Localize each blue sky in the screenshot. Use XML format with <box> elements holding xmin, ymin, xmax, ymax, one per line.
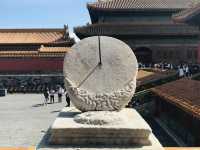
<box><xmin>0</xmin><ymin>0</ymin><xmax>95</xmax><ymax>31</ymax></box>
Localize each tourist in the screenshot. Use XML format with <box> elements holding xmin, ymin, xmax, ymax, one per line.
<box><xmin>65</xmin><ymin>90</ymin><xmax>70</xmax><ymax>107</ymax></box>
<box><xmin>43</xmin><ymin>87</ymin><xmax>49</xmax><ymax>106</ymax></box>
<box><xmin>138</xmin><ymin>62</ymin><xmax>142</xmax><ymax>69</ymax></box>
<box><xmin>185</xmin><ymin>65</ymin><xmax>189</xmax><ymax>77</ymax></box>
<box><xmin>188</xmin><ymin>65</ymin><xmax>193</xmax><ymax>78</ymax></box>
<box><xmin>161</xmin><ymin>63</ymin><xmax>165</xmax><ymax>71</ymax></box>
<box><xmin>183</xmin><ymin>64</ymin><xmax>186</xmax><ymax>76</ymax></box>
<box><xmin>57</xmin><ymin>86</ymin><xmax>64</xmax><ymax>103</ymax></box>
<box><xmin>178</xmin><ymin>65</ymin><xmax>184</xmax><ymax>78</ymax></box>
<box><xmin>170</xmin><ymin>64</ymin><xmax>173</xmax><ymax>70</ymax></box>
<box><xmin>167</xmin><ymin>63</ymin><xmax>171</xmax><ymax>69</ymax></box>
<box><xmin>50</xmin><ymin>88</ymin><xmax>55</xmax><ymax>104</ymax></box>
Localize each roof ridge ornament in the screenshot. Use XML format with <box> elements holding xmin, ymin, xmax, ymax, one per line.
<box><xmin>39</xmin><ymin>45</ymin><xmax>44</xmax><ymax>52</ymax></box>
<box><xmin>64</xmin><ymin>24</ymin><xmax>69</xmax><ymax>40</ymax></box>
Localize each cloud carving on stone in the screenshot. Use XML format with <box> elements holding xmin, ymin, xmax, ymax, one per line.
<box><xmin>64</xmin><ymin>77</ymin><xmax>136</xmax><ymax>112</ymax></box>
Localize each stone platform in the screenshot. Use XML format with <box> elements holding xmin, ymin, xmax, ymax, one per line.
<box><xmin>44</xmin><ymin>107</ymin><xmax>163</xmax><ymax>150</ymax></box>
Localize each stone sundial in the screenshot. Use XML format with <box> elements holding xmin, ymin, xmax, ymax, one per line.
<box><xmin>48</xmin><ymin>36</ymin><xmax>163</xmax><ymax>149</ymax></box>
<box><xmin>63</xmin><ymin>36</ymin><xmax>138</xmax><ymax>112</ymax></box>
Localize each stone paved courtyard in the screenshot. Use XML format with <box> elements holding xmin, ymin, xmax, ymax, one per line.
<box><xmin>0</xmin><ymin>94</ymin><xmax>66</xmax><ymax>147</ymax></box>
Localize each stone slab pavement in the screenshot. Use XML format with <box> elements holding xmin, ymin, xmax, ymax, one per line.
<box><xmin>0</xmin><ymin>94</ymin><xmax>67</xmax><ymax>147</ymax></box>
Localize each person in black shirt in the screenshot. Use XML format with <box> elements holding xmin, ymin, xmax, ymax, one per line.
<box><xmin>43</xmin><ymin>88</ymin><xmax>49</xmax><ymax>106</ymax></box>
<box><xmin>65</xmin><ymin>90</ymin><xmax>70</xmax><ymax>107</ymax></box>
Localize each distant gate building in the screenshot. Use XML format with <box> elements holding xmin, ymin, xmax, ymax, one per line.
<box><xmin>74</xmin><ymin>0</ymin><xmax>200</xmax><ymax>64</ymax></box>
<box><xmin>0</xmin><ymin>25</ymin><xmax>74</xmax><ymax>73</ymax></box>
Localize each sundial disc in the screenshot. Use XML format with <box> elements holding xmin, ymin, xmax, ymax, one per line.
<box><xmin>63</xmin><ymin>36</ymin><xmax>138</xmax><ymax>112</ymax></box>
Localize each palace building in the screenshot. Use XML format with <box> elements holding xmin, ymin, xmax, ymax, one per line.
<box><xmin>74</xmin><ymin>0</ymin><xmax>200</xmax><ymax>64</ymax></box>
<box><xmin>0</xmin><ymin>25</ymin><xmax>74</xmax><ymax>73</ymax></box>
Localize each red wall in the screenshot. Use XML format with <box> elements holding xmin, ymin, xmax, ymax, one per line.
<box><xmin>0</xmin><ymin>58</ymin><xmax>64</xmax><ymax>72</ymax></box>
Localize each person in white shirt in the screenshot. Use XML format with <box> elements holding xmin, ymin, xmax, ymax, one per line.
<box><xmin>50</xmin><ymin>88</ymin><xmax>55</xmax><ymax>104</ymax></box>
<box><xmin>185</xmin><ymin>65</ymin><xmax>189</xmax><ymax>77</ymax></box>
<box><xmin>178</xmin><ymin>66</ymin><xmax>184</xmax><ymax>78</ymax></box>
<box><xmin>57</xmin><ymin>86</ymin><xmax>64</xmax><ymax>103</ymax></box>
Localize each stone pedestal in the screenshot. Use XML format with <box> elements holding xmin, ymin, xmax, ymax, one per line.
<box><xmin>46</xmin><ymin>107</ymin><xmax>164</xmax><ymax>150</ymax></box>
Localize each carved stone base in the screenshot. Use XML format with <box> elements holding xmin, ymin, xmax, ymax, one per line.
<box><xmin>48</xmin><ymin>107</ymin><xmax>163</xmax><ymax>150</ymax></box>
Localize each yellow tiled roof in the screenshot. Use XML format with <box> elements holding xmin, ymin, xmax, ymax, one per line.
<box><xmin>0</xmin><ymin>29</ymin><xmax>66</xmax><ymax>44</ymax></box>
<box><xmin>151</xmin><ymin>79</ymin><xmax>200</xmax><ymax>119</ymax></box>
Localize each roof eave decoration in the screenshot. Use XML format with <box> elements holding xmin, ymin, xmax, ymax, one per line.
<box><xmin>87</xmin><ymin>0</ymin><xmax>194</xmax><ymax>11</ymax></box>
<box><xmin>172</xmin><ymin>3</ymin><xmax>200</xmax><ymax>25</ymax></box>
<box><xmin>39</xmin><ymin>45</ymin><xmax>71</xmax><ymax>53</ymax></box>
<box><xmin>88</xmin><ymin>4</ymin><xmax>184</xmax><ymax>12</ymax></box>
